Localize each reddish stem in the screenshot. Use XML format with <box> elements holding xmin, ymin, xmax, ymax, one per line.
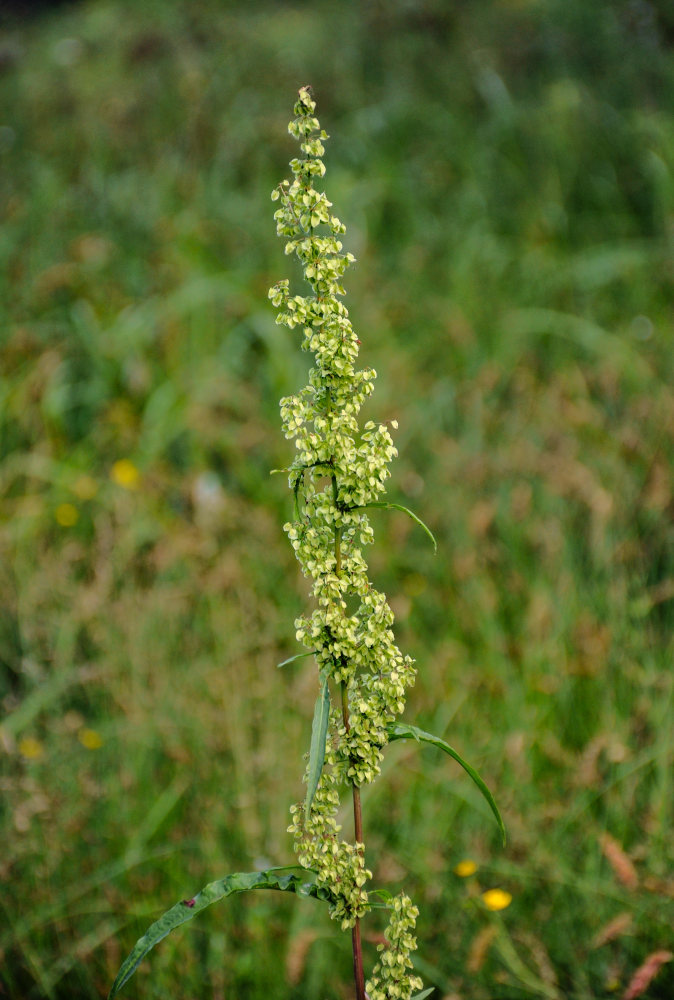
<box><xmin>352</xmin><ymin>920</ymin><xmax>366</xmax><ymax>1000</ymax></box>
<box><xmin>335</xmin><ymin>482</ymin><xmax>366</xmax><ymax>1000</ymax></box>
<box><xmin>341</xmin><ymin>682</ymin><xmax>366</xmax><ymax>1000</ymax></box>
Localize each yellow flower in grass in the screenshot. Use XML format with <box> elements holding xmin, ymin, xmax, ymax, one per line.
<box><xmin>19</xmin><ymin>737</ymin><xmax>44</xmax><ymax>760</ymax></box>
<box><xmin>78</xmin><ymin>728</ymin><xmax>103</xmax><ymax>750</ymax></box>
<box><xmin>55</xmin><ymin>502</ymin><xmax>79</xmax><ymax>526</ymax></box>
<box><xmin>454</xmin><ymin>859</ymin><xmax>478</xmax><ymax>877</ymax></box>
<box><xmin>482</xmin><ymin>888</ymin><xmax>512</xmax><ymax>911</ymax></box>
<box><xmin>111</xmin><ymin>459</ymin><xmax>139</xmax><ymax>490</ymax></box>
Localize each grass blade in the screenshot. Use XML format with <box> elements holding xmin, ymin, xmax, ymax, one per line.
<box><xmin>108</xmin><ymin>868</ymin><xmax>331</xmax><ymax>998</ymax></box>
<box><xmin>305</xmin><ymin>674</ymin><xmax>331</xmax><ymax>816</ymax></box>
<box><xmin>1</xmin><ymin>665</ymin><xmax>86</xmax><ymax>739</ymax></box>
<box><xmin>387</xmin><ymin>722</ymin><xmax>506</xmax><ymax>845</ymax></box>
<box><xmin>352</xmin><ymin>502</ymin><xmax>437</xmax><ymax>552</ymax></box>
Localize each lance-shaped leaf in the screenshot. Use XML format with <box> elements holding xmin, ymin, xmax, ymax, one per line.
<box><xmin>277</xmin><ymin>650</ymin><xmax>315</xmax><ymax>669</ymax></box>
<box><xmin>109</xmin><ymin>868</ymin><xmax>332</xmax><ymax>998</ymax></box>
<box><xmin>387</xmin><ymin>722</ymin><xmax>506</xmax><ymax>845</ymax></box>
<box><xmin>305</xmin><ymin>673</ymin><xmax>331</xmax><ymax>816</ymax></box>
<box><xmin>412</xmin><ymin>989</ymin><xmax>436</xmax><ymax>1000</ymax></box>
<box><xmin>351</xmin><ymin>501</ymin><xmax>437</xmax><ymax>553</ymax></box>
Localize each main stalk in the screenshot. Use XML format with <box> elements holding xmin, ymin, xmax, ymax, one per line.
<box><xmin>336</xmin><ymin>502</ymin><xmax>366</xmax><ymax>1000</ymax></box>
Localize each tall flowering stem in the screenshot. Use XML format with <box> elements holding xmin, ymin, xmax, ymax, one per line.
<box><xmin>270</xmin><ymin>86</ymin><xmax>423</xmax><ymax>1000</ymax></box>
<box><xmin>108</xmin><ymin>84</ymin><xmax>503</xmax><ymax>1000</ymax></box>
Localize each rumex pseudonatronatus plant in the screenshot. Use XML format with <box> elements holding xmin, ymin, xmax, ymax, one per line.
<box><xmin>108</xmin><ymin>86</ymin><xmax>505</xmax><ymax>1000</ymax></box>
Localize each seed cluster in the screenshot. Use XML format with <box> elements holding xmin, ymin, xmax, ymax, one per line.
<box><xmin>366</xmin><ymin>895</ymin><xmax>424</xmax><ymax>1000</ymax></box>
<box><xmin>271</xmin><ymin>87</ymin><xmax>422</xmax><ymax>997</ymax></box>
<box><xmin>288</xmin><ymin>739</ymin><xmax>371</xmax><ymax>930</ymax></box>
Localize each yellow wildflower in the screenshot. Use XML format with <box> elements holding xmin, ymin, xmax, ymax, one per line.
<box><xmin>111</xmin><ymin>459</ymin><xmax>139</xmax><ymax>489</ymax></box>
<box><xmin>55</xmin><ymin>502</ymin><xmax>79</xmax><ymax>526</ymax></box>
<box><xmin>482</xmin><ymin>888</ymin><xmax>512</xmax><ymax>911</ymax></box>
<box><xmin>454</xmin><ymin>859</ymin><xmax>478</xmax><ymax>877</ymax></box>
<box><xmin>78</xmin><ymin>728</ymin><xmax>103</xmax><ymax>750</ymax></box>
<box><xmin>19</xmin><ymin>737</ymin><xmax>44</xmax><ymax>760</ymax></box>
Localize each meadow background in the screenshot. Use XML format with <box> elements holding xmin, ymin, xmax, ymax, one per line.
<box><xmin>1</xmin><ymin>1</ymin><xmax>673</xmax><ymax>998</ymax></box>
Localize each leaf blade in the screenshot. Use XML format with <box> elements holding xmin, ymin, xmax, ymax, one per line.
<box><xmin>351</xmin><ymin>501</ymin><xmax>437</xmax><ymax>552</ymax></box>
<box><xmin>387</xmin><ymin>722</ymin><xmax>506</xmax><ymax>845</ymax></box>
<box><xmin>305</xmin><ymin>675</ymin><xmax>331</xmax><ymax>816</ymax></box>
<box><xmin>277</xmin><ymin>651</ymin><xmax>315</xmax><ymax>668</ymax></box>
<box><xmin>108</xmin><ymin>869</ymin><xmax>330</xmax><ymax>998</ymax></box>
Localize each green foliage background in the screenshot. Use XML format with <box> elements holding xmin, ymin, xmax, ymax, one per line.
<box><xmin>1</xmin><ymin>1</ymin><xmax>673</xmax><ymax>998</ymax></box>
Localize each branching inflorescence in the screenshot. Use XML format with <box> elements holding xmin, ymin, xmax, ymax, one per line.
<box><xmin>270</xmin><ymin>86</ymin><xmax>423</xmax><ymax>1000</ymax></box>
<box><xmin>108</xmin><ymin>86</ymin><xmax>503</xmax><ymax>1000</ymax></box>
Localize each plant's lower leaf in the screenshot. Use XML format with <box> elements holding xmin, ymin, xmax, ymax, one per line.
<box><xmin>352</xmin><ymin>501</ymin><xmax>437</xmax><ymax>552</ymax></box>
<box><xmin>387</xmin><ymin>722</ymin><xmax>506</xmax><ymax>845</ymax></box>
<box><xmin>109</xmin><ymin>868</ymin><xmax>331</xmax><ymax>998</ymax></box>
<box><xmin>305</xmin><ymin>674</ymin><xmax>331</xmax><ymax>816</ymax></box>
<box><xmin>411</xmin><ymin>989</ymin><xmax>435</xmax><ymax>1000</ymax></box>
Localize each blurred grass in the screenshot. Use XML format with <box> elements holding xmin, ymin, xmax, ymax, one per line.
<box><xmin>1</xmin><ymin>1</ymin><xmax>673</xmax><ymax>998</ymax></box>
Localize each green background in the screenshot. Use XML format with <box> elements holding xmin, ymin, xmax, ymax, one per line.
<box><xmin>1</xmin><ymin>1</ymin><xmax>673</xmax><ymax>997</ymax></box>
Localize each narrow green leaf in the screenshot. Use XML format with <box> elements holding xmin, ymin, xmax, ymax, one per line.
<box><xmin>293</xmin><ymin>471</ymin><xmax>303</xmax><ymax>520</ymax></box>
<box><xmin>352</xmin><ymin>501</ymin><xmax>437</xmax><ymax>553</ymax></box>
<box><xmin>387</xmin><ymin>722</ymin><xmax>506</xmax><ymax>845</ymax></box>
<box><xmin>277</xmin><ymin>651</ymin><xmax>315</xmax><ymax>669</ymax></box>
<box><xmin>305</xmin><ymin>675</ymin><xmax>331</xmax><ymax>816</ymax></box>
<box><xmin>370</xmin><ymin>887</ymin><xmax>393</xmax><ymax>903</ymax></box>
<box><xmin>109</xmin><ymin>869</ymin><xmax>331</xmax><ymax>998</ymax></box>
<box><xmin>411</xmin><ymin>989</ymin><xmax>436</xmax><ymax>1000</ymax></box>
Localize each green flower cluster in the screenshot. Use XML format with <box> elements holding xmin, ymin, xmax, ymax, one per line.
<box><xmin>271</xmin><ymin>86</ymin><xmax>421</xmax><ymax>996</ymax></box>
<box><xmin>366</xmin><ymin>894</ymin><xmax>423</xmax><ymax>1000</ymax></box>
<box><xmin>271</xmin><ymin>89</ymin><xmax>417</xmax><ymax>780</ymax></box>
<box><xmin>288</xmin><ymin>734</ymin><xmax>371</xmax><ymax>931</ymax></box>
